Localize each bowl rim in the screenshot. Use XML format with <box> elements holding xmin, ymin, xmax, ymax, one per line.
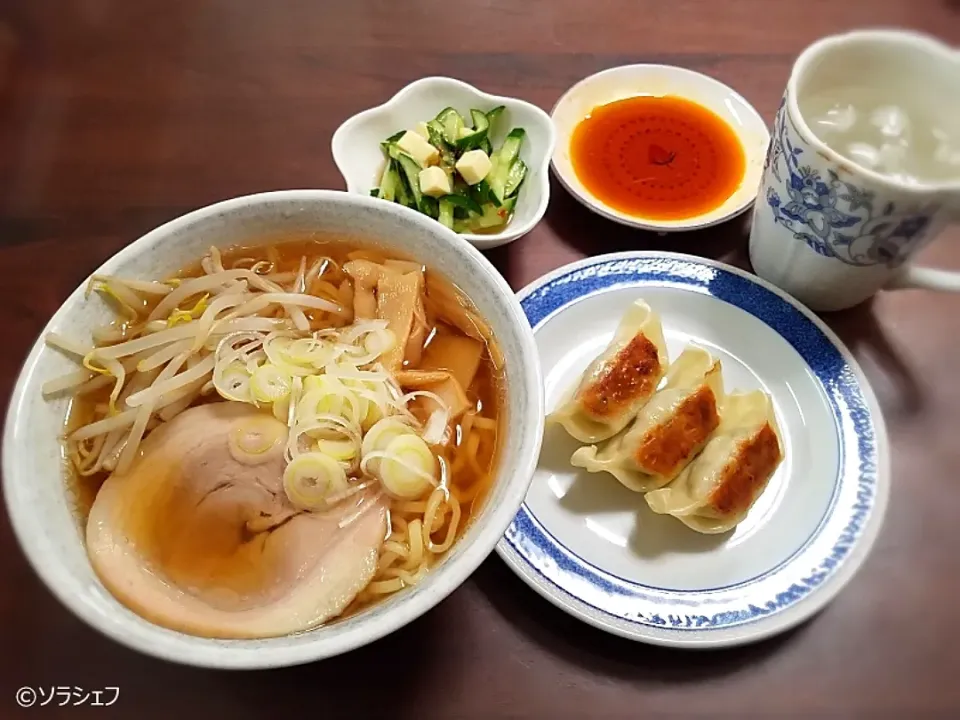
<box><xmin>2</xmin><ymin>189</ymin><xmax>544</xmax><ymax>669</ymax></box>
<box><xmin>549</xmin><ymin>63</ymin><xmax>771</xmax><ymax>233</ymax></box>
<box><xmin>331</xmin><ymin>76</ymin><xmax>557</xmax><ymax>250</ymax></box>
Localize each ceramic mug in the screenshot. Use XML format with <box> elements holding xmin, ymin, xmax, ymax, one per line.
<box><xmin>749</xmin><ymin>29</ymin><xmax>960</xmax><ymax>312</ymax></box>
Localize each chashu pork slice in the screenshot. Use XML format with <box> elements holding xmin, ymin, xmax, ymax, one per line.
<box><xmin>86</xmin><ymin>402</ymin><xmax>387</xmax><ymax>639</ymax></box>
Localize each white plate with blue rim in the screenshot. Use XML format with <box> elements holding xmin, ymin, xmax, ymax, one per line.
<box><xmin>495</xmin><ymin>251</ymin><xmax>889</xmax><ymax>648</ymax></box>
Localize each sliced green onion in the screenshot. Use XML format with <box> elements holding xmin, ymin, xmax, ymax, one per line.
<box><xmin>250</xmin><ymin>363</ymin><xmax>292</xmax><ymax>404</ymax></box>
<box><xmin>364</xmin><ymin>328</ymin><xmax>395</xmax><ymax>357</ymax></box>
<box><xmin>228</xmin><ymin>415</ymin><xmax>286</xmax><ymax>464</ymax></box>
<box><xmin>298</xmin><ymin>384</ymin><xmax>363</xmax><ymax>427</ymax></box>
<box><xmin>214</xmin><ymin>360</ymin><xmax>253</xmax><ymax>403</ymax></box>
<box><xmin>377</xmin><ymin>434</ymin><xmax>437</xmax><ymax>499</ymax></box>
<box><xmin>302</xmin><ymin>374</ymin><xmax>337</xmax><ymax>394</ymax></box>
<box><xmin>362</xmin><ymin>417</ymin><xmax>413</xmax><ymax>456</ymax></box>
<box><xmin>361</xmin><ymin>417</ymin><xmax>414</xmax><ymax>476</ymax></box>
<box><xmin>283</xmin><ymin>452</ymin><xmax>349</xmax><ymax>510</ymax></box>
<box><xmin>317</xmin><ymin>437</ymin><xmax>359</xmax><ymax>464</ymax></box>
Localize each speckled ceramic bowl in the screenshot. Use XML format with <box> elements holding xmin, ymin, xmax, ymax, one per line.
<box><xmin>2</xmin><ymin>190</ymin><xmax>543</xmax><ymax>669</ymax></box>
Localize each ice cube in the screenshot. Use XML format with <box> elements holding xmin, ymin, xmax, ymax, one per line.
<box><xmin>870</xmin><ymin>105</ymin><xmax>910</xmax><ymax>139</ymax></box>
<box><xmin>890</xmin><ymin>172</ymin><xmax>921</xmax><ymax>186</ymax></box>
<box><xmin>877</xmin><ymin>142</ymin><xmax>908</xmax><ymax>174</ymax></box>
<box><xmin>933</xmin><ymin>128</ymin><xmax>960</xmax><ymax>169</ymax></box>
<box><xmin>846</xmin><ymin>142</ymin><xmax>880</xmax><ymax>169</ymax></box>
<box><xmin>812</xmin><ymin>103</ymin><xmax>856</xmax><ymax>137</ymax></box>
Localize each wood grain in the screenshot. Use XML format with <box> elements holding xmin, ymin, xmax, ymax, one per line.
<box><xmin>2</xmin><ymin>1</ymin><xmax>960</xmax><ymax>717</ymax></box>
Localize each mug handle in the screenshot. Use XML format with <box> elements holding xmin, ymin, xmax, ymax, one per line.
<box><xmin>886</xmin><ymin>265</ymin><xmax>960</xmax><ymax>292</ymax></box>
<box><xmin>887</xmin><ymin>202</ymin><xmax>960</xmax><ymax>292</ymax></box>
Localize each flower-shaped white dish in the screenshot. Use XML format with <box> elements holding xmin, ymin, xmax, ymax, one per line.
<box><xmin>332</xmin><ymin>77</ymin><xmax>556</xmax><ymax>251</ymax></box>
<box><xmin>551</xmin><ymin>65</ymin><xmax>770</xmax><ymax>233</ymax></box>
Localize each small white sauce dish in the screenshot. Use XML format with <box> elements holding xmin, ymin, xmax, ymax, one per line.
<box><xmin>332</xmin><ymin>77</ymin><xmax>556</xmax><ymax>250</ymax></box>
<box><xmin>2</xmin><ymin>190</ymin><xmax>544</xmax><ymax>669</ymax></box>
<box><xmin>551</xmin><ymin>64</ymin><xmax>770</xmax><ymax>232</ymax></box>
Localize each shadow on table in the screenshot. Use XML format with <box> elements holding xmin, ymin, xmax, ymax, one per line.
<box><xmin>818</xmin><ymin>297</ymin><xmax>923</xmax><ymax>416</ymax></box>
<box><xmin>483</xmin><ymin>243</ymin><xmax>514</xmax><ymax>285</ymax></box>
<box><xmin>208</xmin><ymin>614</ymin><xmax>444</xmax><ymax>714</ymax></box>
<box><xmin>4</xmin><ymin>538</ymin><xmax>443</xmax><ymax>716</ymax></box>
<box><xmin>544</xmin><ymin>175</ymin><xmax>751</xmax><ymax>266</ymax></box>
<box><xmin>472</xmin><ymin>553</ymin><xmax>809</xmax><ymax>682</ymax></box>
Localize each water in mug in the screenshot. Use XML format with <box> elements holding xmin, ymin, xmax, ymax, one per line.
<box><xmin>801</xmin><ymin>85</ymin><xmax>960</xmax><ymax>185</ymax></box>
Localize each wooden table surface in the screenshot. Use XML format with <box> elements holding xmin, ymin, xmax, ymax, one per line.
<box><xmin>2</xmin><ymin>1</ymin><xmax>960</xmax><ymax>717</ymax></box>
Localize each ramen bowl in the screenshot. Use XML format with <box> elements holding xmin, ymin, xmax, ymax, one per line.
<box><xmin>2</xmin><ymin>190</ymin><xmax>544</xmax><ymax>669</ymax></box>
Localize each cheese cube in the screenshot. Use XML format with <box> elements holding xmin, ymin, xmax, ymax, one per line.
<box><xmin>414</xmin><ymin>121</ymin><xmax>431</xmax><ymax>139</ymax></box>
<box><xmin>419</xmin><ymin>166</ymin><xmax>451</xmax><ymax>198</ymax></box>
<box><xmin>397</xmin><ymin>131</ymin><xmax>439</xmax><ymax>167</ymax></box>
<box><xmin>455</xmin><ymin>149</ymin><xmax>493</xmax><ymax>185</ymax></box>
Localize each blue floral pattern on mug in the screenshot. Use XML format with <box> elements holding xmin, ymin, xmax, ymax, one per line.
<box><xmin>764</xmin><ymin>96</ymin><xmax>939</xmax><ymax>268</ymax></box>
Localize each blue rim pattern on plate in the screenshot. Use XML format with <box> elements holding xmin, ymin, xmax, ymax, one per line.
<box><xmin>502</xmin><ymin>256</ymin><xmax>879</xmax><ymax>631</ymax></box>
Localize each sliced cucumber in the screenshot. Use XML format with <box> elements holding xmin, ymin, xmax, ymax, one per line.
<box><xmin>473</xmin><ymin>197</ymin><xmax>516</xmax><ymax>228</ymax></box>
<box><xmin>452</xmin><ymin>178</ymin><xmax>473</xmax><ymax>216</ymax></box>
<box><xmin>424</xmin><ymin>120</ymin><xmax>455</xmax><ymax>167</ymax></box>
<box><xmin>503</xmin><ymin>158</ymin><xmax>527</xmax><ymax>198</ymax></box>
<box><xmin>484</xmin><ymin>153</ymin><xmax>502</xmax><ymax>207</ymax></box>
<box><xmin>420</xmin><ymin>196</ymin><xmax>439</xmax><ymax>220</ymax></box>
<box><xmin>385</xmin><ymin>144</ymin><xmax>415</xmax><ymax>207</ymax></box>
<box><xmin>452</xmin><ymin>174</ymin><xmax>470</xmax><ymax>194</ymax></box>
<box><xmin>468</xmin><ymin>181</ymin><xmax>488</xmax><ymax>209</ymax></box>
<box><xmin>488</xmin><ymin>128</ymin><xmax>525</xmax><ymax>203</ymax></box>
<box><xmin>426</xmin><ymin>120</ymin><xmax>447</xmax><ymax>149</ymax></box>
<box><xmin>472</xmin><ymin>204</ymin><xmax>504</xmax><ymax>229</ymax></box>
<box><xmin>498</xmin><ymin>129</ymin><xmax>525</xmax><ymax>166</ymax></box>
<box><xmin>378</xmin><ymin>108</ymin><xmax>522</xmax><ymax>234</ymax></box>
<box><xmin>394</xmin><ymin>167</ymin><xmax>413</xmax><ymax>208</ymax></box>
<box><xmin>436</xmin><ymin>107</ymin><xmax>465</xmax><ymax>146</ymax></box>
<box><xmin>455</xmin><ymin>196</ymin><xmax>517</xmax><ymax>233</ymax></box>
<box><xmin>470</xmin><ymin>109</ymin><xmax>488</xmax><ymax>129</ymax></box>
<box><xmin>378</xmin><ymin>160</ymin><xmax>400</xmax><ymax>202</ymax></box>
<box><xmin>455</xmin><ymin>110</ymin><xmax>490</xmax><ymax>151</ymax></box>
<box><xmin>438</xmin><ymin>198</ymin><xmax>454</xmax><ymax>229</ymax></box>
<box><xmin>469</xmin><ymin>179</ymin><xmax>497</xmax><ymax>208</ymax></box>
<box><xmin>394</xmin><ymin>152</ymin><xmax>423</xmax><ymax>209</ymax></box>
<box><xmin>442</xmin><ymin>193</ymin><xmax>483</xmax><ymax>216</ymax></box>
<box><xmin>380</xmin><ymin>130</ymin><xmax>405</xmax><ymax>153</ymax></box>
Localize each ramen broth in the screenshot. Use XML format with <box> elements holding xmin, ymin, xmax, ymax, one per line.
<box><xmin>62</xmin><ymin>236</ymin><xmax>503</xmax><ymax>627</ymax></box>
